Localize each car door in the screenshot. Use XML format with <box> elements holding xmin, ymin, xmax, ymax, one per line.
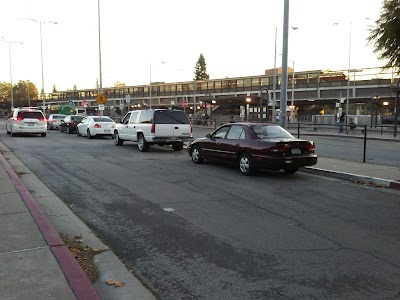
<box><xmin>117</xmin><ymin>112</ymin><xmax>132</xmax><ymax>140</ymax></box>
<box><xmin>126</xmin><ymin>111</ymin><xmax>140</xmax><ymax>141</ymax></box>
<box><xmin>201</xmin><ymin>125</ymin><xmax>230</xmax><ymax>160</ymax></box>
<box><xmin>78</xmin><ymin>117</ymin><xmax>89</xmax><ymax>135</ymax></box>
<box><xmin>219</xmin><ymin>125</ymin><xmax>246</xmax><ymax>162</ymax></box>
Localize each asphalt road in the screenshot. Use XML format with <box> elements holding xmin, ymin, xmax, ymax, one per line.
<box><xmin>1</xmin><ymin>126</ymin><xmax>400</xmax><ymax>299</ymax></box>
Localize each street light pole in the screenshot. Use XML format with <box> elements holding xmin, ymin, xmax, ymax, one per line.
<box><xmin>1</xmin><ymin>40</ymin><xmax>23</xmax><ymax>110</ymax></box>
<box><xmin>279</xmin><ymin>0</ymin><xmax>290</xmax><ymax>128</ymax></box>
<box><xmin>290</xmin><ymin>59</ymin><xmax>295</xmax><ymax>121</ymax></box>
<box><xmin>149</xmin><ymin>63</ymin><xmax>152</xmax><ymax>108</ymax></box>
<box><xmin>98</xmin><ymin>0</ymin><xmax>103</xmax><ymax>116</ymax></box>
<box><xmin>346</xmin><ymin>23</ymin><xmax>352</xmax><ymax>129</ymax></box>
<box><xmin>26</xmin><ymin>18</ymin><xmax>57</xmax><ymax>115</ymax></box>
<box><xmin>272</xmin><ymin>26</ymin><xmax>277</xmax><ymax>123</ymax></box>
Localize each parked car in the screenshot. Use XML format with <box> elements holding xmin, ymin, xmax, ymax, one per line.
<box><xmin>47</xmin><ymin>114</ymin><xmax>66</xmax><ymax>130</ymax></box>
<box><xmin>112</xmin><ymin>109</ymin><xmax>192</xmax><ymax>152</ymax></box>
<box><xmin>60</xmin><ymin>115</ymin><xmax>84</xmax><ymax>134</ymax></box>
<box><xmin>6</xmin><ymin>107</ymin><xmax>47</xmax><ymax>137</ymax></box>
<box><xmin>187</xmin><ymin>123</ymin><xmax>317</xmax><ymax>175</ymax></box>
<box><xmin>76</xmin><ymin>116</ymin><xmax>116</xmax><ymax>138</ymax></box>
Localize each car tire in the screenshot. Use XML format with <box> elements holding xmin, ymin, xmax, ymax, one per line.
<box><xmin>238</xmin><ymin>153</ymin><xmax>253</xmax><ymax>176</ymax></box>
<box><xmin>137</xmin><ymin>134</ymin><xmax>149</xmax><ymax>152</ymax></box>
<box><xmin>76</xmin><ymin>129</ymin><xmax>81</xmax><ymax>136</ymax></box>
<box><xmin>66</xmin><ymin>126</ymin><xmax>71</xmax><ymax>134</ymax></box>
<box><xmin>113</xmin><ymin>131</ymin><xmax>123</xmax><ymax>146</ymax></box>
<box><xmin>41</xmin><ymin>132</ymin><xmax>46</xmax><ymax>137</ymax></box>
<box><xmin>6</xmin><ymin>126</ymin><xmax>10</xmax><ymax>134</ymax></box>
<box><xmin>11</xmin><ymin>131</ymin><xmax>17</xmax><ymax>137</ymax></box>
<box><xmin>172</xmin><ymin>142</ymin><xmax>184</xmax><ymax>151</ymax></box>
<box><xmin>283</xmin><ymin>167</ymin><xmax>299</xmax><ymax>174</ymax></box>
<box><xmin>191</xmin><ymin>146</ymin><xmax>204</xmax><ymax>164</ymax></box>
<box><xmin>60</xmin><ymin>126</ymin><xmax>63</xmax><ymax>132</ymax></box>
<box><xmin>87</xmin><ymin>129</ymin><xmax>92</xmax><ymax>139</ymax></box>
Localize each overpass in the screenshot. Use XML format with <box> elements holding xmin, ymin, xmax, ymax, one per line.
<box><xmin>46</xmin><ymin>66</ymin><xmax>398</xmax><ymax>118</ymax></box>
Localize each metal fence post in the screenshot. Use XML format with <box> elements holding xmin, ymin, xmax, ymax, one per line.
<box><xmin>363</xmin><ymin>125</ymin><xmax>367</xmax><ymax>163</ymax></box>
<box><xmin>297</xmin><ymin>122</ymin><xmax>300</xmax><ymax>138</ymax></box>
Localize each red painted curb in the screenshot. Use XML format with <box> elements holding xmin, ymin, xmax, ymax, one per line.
<box><xmin>0</xmin><ymin>154</ymin><xmax>100</xmax><ymax>300</ymax></box>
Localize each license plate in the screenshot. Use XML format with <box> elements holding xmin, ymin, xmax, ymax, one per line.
<box><xmin>28</xmin><ymin>123</ymin><xmax>34</xmax><ymax>126</ymax></box>
<box><xmin>104</xmin><ymin>129</ymin><xmax>111</xmax><ymax>133</ymax></box>
<box><xmin>291</xmin><ymin>148</ymin><xmax>301</xmax><ymax>155</ymax></box>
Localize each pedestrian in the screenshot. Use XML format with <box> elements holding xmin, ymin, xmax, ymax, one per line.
<box><xmin>205</xmin><ymin>113</ymin><xmax>209</xmax><ymax>126</ymax></box>
<box><xmin>339</xmin><ymin>112</ymin><xmax>346</xmax><ymax>133</ymax></box>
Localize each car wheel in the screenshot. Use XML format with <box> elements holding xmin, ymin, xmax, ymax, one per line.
<box><xmin>60</xmin><ymin>126</ymin><xmax>63</xmax><ymax>132</ymax></box>
<box><xmin>76</xmin><ymin>128</ymin><xmax>81</xmax><ymax>136</ymax></box>
<box><xmin>137</xmin><ymin>134</ymin><xmax>149</xmax><ymax>152</ymax></box>
<box><xmin>191</xmin><ymin>146</ymin><xmax>204</xmax><ymax>164</ymax></box>
<box><xmin>41</xmin><ymin>132</ymin><xmax>46</xmax><ymax>137</ymax></box>
<box><xmin>6</xmin><ymin>126</ymin><xmax>10</xmax><ymax>134</ymax></box>
<box><xmin>172</xmin><ymin>142</ymin><xmax>184</xmax><ymax>151</ymax></box>
<box><xmin>87</xmin><ymin>129</ymin><xmax>92</xmax><ymax>139</ymax></box>
<box><xmin>113</xmin><ymin>131</ymin><xmax>123</xmax><ymax>146</ymax></box>
<box><xmin>11</xmin><ymin>131</ymin><xmax>17</xmax><ymax>137</ymax></box>
<box><xmin>66</xmin><ymin>126</ymin><xmax>71</xmax><ymax>134</ymax></box>
<box><xmin>283</xmin><ymin>167</ymin><xmax>299</xmax><ymax>174</ymax></box>
<box><xmin>238</xmin><ymin>153</ymin><xmax>253</xmax><ymax>176</ymax></box>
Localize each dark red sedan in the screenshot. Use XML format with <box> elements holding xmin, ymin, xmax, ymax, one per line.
<box><xmin>187</xmin><ymin>123</ymin><xmax>317</xmax><ymax>175</ymax></box>
<box><xmin>59</xmin><ymin>115</ymin><xmax>84</xmax><ymax>134</ymax></box>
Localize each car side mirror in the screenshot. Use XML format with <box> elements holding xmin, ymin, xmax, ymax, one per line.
<box><xmin>206</xmin><ymin>134</ymin><xmax>212</xmax><ymax>139</ymax></box>
<box><xmin>61</xmin><ymin>120</ymin><xmax>65</xmax><ymax>123</ymax></box>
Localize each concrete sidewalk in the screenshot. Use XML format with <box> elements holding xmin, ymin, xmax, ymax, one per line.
<box><xmin>0</xmin><ymin>129</ymin><xmax>399</xmax><ymax>300</ymax></box>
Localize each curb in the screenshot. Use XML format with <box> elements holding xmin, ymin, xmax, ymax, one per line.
<box><xmin>302</xmin><ymin>166</ymin><xmax>400</xmax><ymax>190</ymax></box>
<box><xmin>0</xmin><ymin>153</ymin><xmax>100</xmax><ymax>300</ymax></box>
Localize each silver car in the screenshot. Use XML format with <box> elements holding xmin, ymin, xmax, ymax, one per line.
<box><xmin>47</xmin><ymin>114</ymin><xmax>66</xmax><ymax>130</ymax></box>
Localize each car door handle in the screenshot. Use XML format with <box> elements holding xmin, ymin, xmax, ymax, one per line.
<box><xmin>175</xmin><ymin>127</ymin><xmax>178</xmax><ymax>129</ymax></box>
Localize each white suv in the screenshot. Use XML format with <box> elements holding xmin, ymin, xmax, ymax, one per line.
<box><xmin>6</xmin><ymin>108</ymin><xmax>47</xmax><ymax>137</ymax></box>
<box><xmin>113</xmin><ymin>109</ymin><xmax>192</xmax><ymax>151</ymax></box>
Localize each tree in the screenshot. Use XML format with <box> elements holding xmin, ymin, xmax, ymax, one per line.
<box><xmin>0</xmin><ymin>80</ymin><xmax>38</xmax><ymax>109</ymax></box>
<box><xmin>367</xmin><ymin>0</ymin><xmax>400</xmax><ymax>71</ymax></box>
<box><xmin>95</xmin><ymin>78</ymin><xmax>100</xmax><ymax>89</ymax></box>
<box><xmin>194</xmin><ymin>53</ymin><xmax>210</xmax><ymax>80</ymax></box>
<box><xmin>73</xmin><ymin>84</ymin><xmax>77</xmax><ymax>91</ymax></box>
<box><xmin>52</xmin><ymin>84</ymin><xmax>57</xmax><ymax>93</ymax></box>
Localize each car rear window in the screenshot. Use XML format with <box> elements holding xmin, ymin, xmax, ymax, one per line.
<box><xmin>93</xmin><ymin>117</ymin><xmax>113</xmax><ymax>122</ymax></box>
<box><xmin>53</xmin><ymin>115</ymin><xmax>65</xmax><ymax>119</ymax></box>
<box><xmin>71</xmin><ymin>116</ymin><xmax>84</xmax><ymax>121</ymax></box>
<box><xmin>251</xmin><ymin>125</ymin><xmax>294</xmax><ymax>139</ymax></box>
<box><xmin>154</xmin><ymin>110</ymin><xmax>189</xmax><ymax>124</ymax></box>
<box><xmin>17</xmin><ymin>111</ymin><xmax>44</xmax><ymax>119</ymax></box>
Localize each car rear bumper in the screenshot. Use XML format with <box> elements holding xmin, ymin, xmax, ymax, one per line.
<box><xmin>254</xmin><ymin>155</ymin><xmax>318</xmax><ymax>169</ymax></box>
<box><xmin>12</xmin><ymin>125</ymin><xmax>47</xmax><ymax>133</ymax></box>
<box><xmin>150</xmin><ymin>136</ymin><xmax>193</xmax><ymax>143</ymax></box>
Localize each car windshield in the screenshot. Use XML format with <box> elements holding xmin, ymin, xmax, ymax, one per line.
<box><xmin>93</xmin><ymin>117</ymin><xmax>114</xmax><ymax>122</ymax></box>
<box><xmin>251</xmin><ymin>125</ymin><xmax>294</xmax><ymax>139</ymax></box>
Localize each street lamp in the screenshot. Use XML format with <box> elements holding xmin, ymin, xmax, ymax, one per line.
<box><xmin>289</xmin><ymin>58</ymin><xmax>295</xmax><ymax>121</ymax></box>
<box><xmin>371</xmin><ymin>94</ymin><xmax>379</xmax><ymax>127</ymax></box>
<box><xmin>25</xmin><ymin>18</ymin><xmax>57</xmax><ymax>115</ymax></box>
<box><xmin>1</xmin><ymin>39</ymin><xmax>23</xmax><ymax>110</ymax></box>
<box><xmin>246</xmin><ymin>95</ymin><xmax>251</xmax><ymax>122</ymax></box>
<box><xmin>149</xmin><ymin>61</ymin><xmax>166</xmax><ymax>109</ymax></box>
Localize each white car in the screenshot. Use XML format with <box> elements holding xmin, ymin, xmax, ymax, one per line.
<box><xmin>47</xmin><ymin>114</ymin><xmax>66</xmax><ymax>130</ymax></box>
<box><xmin>6</xmin><ymin>108</ymin><xmax>47</xmax><ymax>137</ymax></box>
<box><xmin>76</xmin><ymin>116</ymin><xmax>116</xmax><ymax>139</ymax></box>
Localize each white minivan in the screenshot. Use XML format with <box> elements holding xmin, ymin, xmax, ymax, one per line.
<box><xmin>6</xmin><ymin>108</ymin><xmax>47</xmax><ymax>137</ymax></box>
<box><xmin>113</xmin><ymin>109</ymin><xmax>192</xmax><ymax>151</ymax></box>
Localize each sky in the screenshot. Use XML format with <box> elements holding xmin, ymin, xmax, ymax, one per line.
<box><xmin>0</xmin><ymin>0</ymin><xmax>387</xmax><ymax>93</ymax></box>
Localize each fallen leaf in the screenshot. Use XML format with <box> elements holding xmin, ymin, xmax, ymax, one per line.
<box><xmin>106</xmin><ymin>278</ymin><xmax>125</xmax><ymax>287</ymax></box>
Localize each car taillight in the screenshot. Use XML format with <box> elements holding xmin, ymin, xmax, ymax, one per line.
<box><xmin>38</xmin><ymin>117</ymin><xmax>46</xmax><ymax>122</ymax></box>
<box><xmin>94</xmin><ymin>124</ymin><xmax>101</xmax><ymax>128</ymax></box>
<box><xmin>151</xmin><ymin>123</ymin><xmax>155</xmax><ymax>133</ymax></box>
<box><xmin>14</xmin><ymin>117</ymin><xmax>23</xmax><ymax>121</ymax></box>
<box><xmin>305</xmin><ymin>142</ymin><xmax>316</xmax><ymax>154</ymax></box>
